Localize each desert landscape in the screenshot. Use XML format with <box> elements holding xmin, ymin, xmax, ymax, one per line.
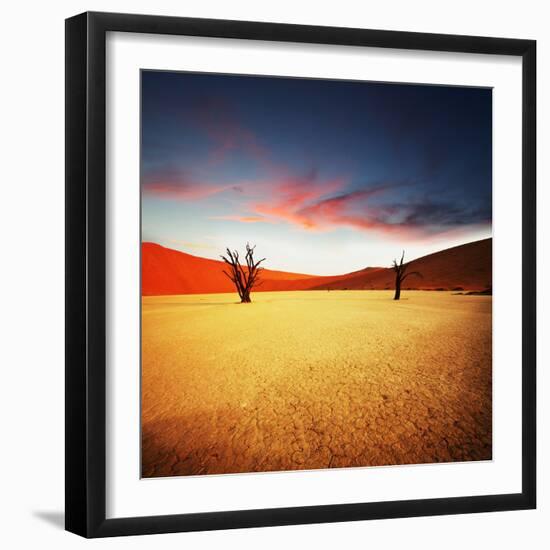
<box><xmin>141</xmin><ymin>239</ymin><xmax>492</xmax><ymax>477</ymax></box>
<box><xmin>140</xmin><ymin>71</ymin><xmax>493</xmax><ymax>478</ymax></box>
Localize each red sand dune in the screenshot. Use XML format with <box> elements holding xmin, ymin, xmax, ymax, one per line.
<box><xmin>311</xmin><ymin>238</ymin><xmax>492</xmax><ymax>292</ymax></box>
<box><xmin>142</xmin><ymin>238</ymin><xmax>492</xmax><ymax>296</ymax></box>
<box><xmin>142</xmin><ymin>243</ymin><xmax>315</xmax><ymax>296</ymax></box>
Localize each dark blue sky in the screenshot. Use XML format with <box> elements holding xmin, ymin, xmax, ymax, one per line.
<box><xmin>141</xmin><ymin>70</ymin><xmax>492</xmax><ymax>274</ymax></box>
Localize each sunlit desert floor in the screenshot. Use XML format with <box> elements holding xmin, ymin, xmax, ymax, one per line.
<box><xmin>141</xmin><ymin>290</ymin><xmax>492</xmax><ymax>477</ymax></box>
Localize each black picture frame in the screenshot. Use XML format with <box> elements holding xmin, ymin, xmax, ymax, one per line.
<box><xmin>65</xmin><ymin>11</ymin><xmax>536</xmax><ymax>538</ymax></box>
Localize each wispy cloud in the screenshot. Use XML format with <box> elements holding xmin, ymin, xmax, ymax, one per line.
<box><xmin>292</xmin><ymin>185</ymin><xmax>395</xmax><ymax>231</ymax></box>
<box><xmin>223</xmin><ymin>177</ymin><xmax>490</xmax><ymax>239</ymax></box>
<box><xmin>250</xmin><ymin>169</ymin><xmax>347</xmax><ymax>229</ymax></box>
<box><xmin>142</xmin><ymin>167</ymin><xmax>228</xmax><ymax>200</ymax></box>
<box><xmin>188</xmin><ymin>96</ymin><xmax>274</xmax><ymax>169</ymax></box>
<box><xmin>143</xmin><ymin>97</ymin><xmax>283</xmax><ymax>200</ymax></box>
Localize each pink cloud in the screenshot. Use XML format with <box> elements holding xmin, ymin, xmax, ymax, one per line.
<box><xmin>251</xmin><ymin>171</ymin><xmax>347</xmax><ymax>229</ymax></box>
<box><xmin>224</xmin><ymin>177</ymin><xmax>483</xmax><ymax>241</ymax></box>
<box><xmin>283</xmin><ymin>189</ymin><xmax>490</xmax><ymax>239</ymax></box>
<box><xmin>189</xmin><ymin>97</ymin><xmax>274</xmax><ymax>170</ymax></box>
<box><xmin>241</xmin><ymin>180</ymin><xmax>414</xmax><ymax>235</ymax></box>
<box><xmin>142</xmin><ymin>168</ymin><xmax>227</xmax><ymax>200</ymax></box>
<box><xmin>144</xmin><ymin>182</ymin><xmax>227</xmax><ymax>200</ymax></box>
<box><xmin>294</xmin><ymin>187</ymin><xmax>386</xmax><ymax>230</ymax></box>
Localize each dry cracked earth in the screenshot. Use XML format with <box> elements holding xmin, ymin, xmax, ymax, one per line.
<box><xmin>141</xmin><ymin>291</ymin><xmax>492</xmax><ymax>477</ymax></box>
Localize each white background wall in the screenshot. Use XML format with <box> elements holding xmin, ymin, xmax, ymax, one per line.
<box><xmin>0</xmin><ymin>1</ymin><xmax>547</xmax><ymax>548</ymax></box>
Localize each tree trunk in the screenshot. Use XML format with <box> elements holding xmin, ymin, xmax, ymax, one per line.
<box><xmin>392</xmin><ymin>251</ymin><xmax>421</xmax><ymax>301</ymax></box>
<box><xmin>394</xmin><ymin>277</ymin><xmax>401</xmax><ymax>300</ymax></box>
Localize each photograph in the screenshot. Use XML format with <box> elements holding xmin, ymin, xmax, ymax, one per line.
<box><xmin>140</xmin><ymin>71</ymin><xmax>493</xmax><ymax>478</ymax></box>
<box><xmin>1</xmin><ymin>0</ymin><xmax>542</xmax><ymax>544</ymax></box>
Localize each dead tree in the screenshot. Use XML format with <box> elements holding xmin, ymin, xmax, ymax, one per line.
<box><xmin>392</xmin><ymin>250</ymin><xmax>422</xmax><ymax>300</ymax></box>
<box><xmin>221</xmin><ymin>243</ymin><xmax>265</xmax><ymax>303</ymax></box>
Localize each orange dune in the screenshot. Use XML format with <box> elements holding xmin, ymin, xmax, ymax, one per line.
<box><xmin>142</xmin><ymin>243</ymin><xmax>315</xmax><ymax>296</ymax></box>
<box><xmin>142</xmin><ymin>238</ymin><xmax>492</xmax><ymax>296</ymax></box>
<box><xmin>312</xmin><ymin>238</ymin><xmax>492</xmax><ymax>292</ymax></box>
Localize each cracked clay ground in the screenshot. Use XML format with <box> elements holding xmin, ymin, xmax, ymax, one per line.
<box><xmin>141</xmin><ymin>291</ymin><xmax>492</xmax><ymax>477</ymax></box>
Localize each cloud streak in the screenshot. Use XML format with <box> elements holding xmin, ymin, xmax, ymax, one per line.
<box><xmin>142</xmin><ymin>167</ymin><xmax>229</xmax><ymax>200</ymax></box>
<box><xmin>225</xmin><ymin>177</ymin><xmax>490</xmax><ymax>239</ymax></box>
<box><xmin>188</xmin><ymin>96</ymin><xmax>275</xmax><ymax>170</ymax></box>
<box><xmin>143</xmin><ymin>97</ymin><xmax>287</xmax><ymax>200</ymax></box>
<box><xmin>251</xmin><ymin>169</ymin><xmax>347</xmax><ymax>229</ymax></box>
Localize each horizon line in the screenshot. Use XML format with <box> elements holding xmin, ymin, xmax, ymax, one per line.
<box><xmin>142</xmin><ymin>236</ymin><xmax>492</xmax><ymax>279</ymax></box>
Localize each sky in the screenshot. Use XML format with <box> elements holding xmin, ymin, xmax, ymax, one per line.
<box><xmin>141</xmin><ymin>70</ymin><xmax>492</xmax><ymax>275</ymax></box>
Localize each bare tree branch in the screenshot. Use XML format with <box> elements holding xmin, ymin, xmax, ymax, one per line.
<box><xmin>220</xmin><ymin>243</ymin><xmax>266</xmax><ymax>303</ymax></box>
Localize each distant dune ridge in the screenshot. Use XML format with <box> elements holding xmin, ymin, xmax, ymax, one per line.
<box><xmin>141</xmin><ymin>238</ymin><xmax>492</xmax><ymax>296</ymax></box>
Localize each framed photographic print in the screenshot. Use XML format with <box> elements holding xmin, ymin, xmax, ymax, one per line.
<box><xmin>65</xmin><ymin>11</ymin><xmax>536</xmax><ymax>538</ymax></box>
